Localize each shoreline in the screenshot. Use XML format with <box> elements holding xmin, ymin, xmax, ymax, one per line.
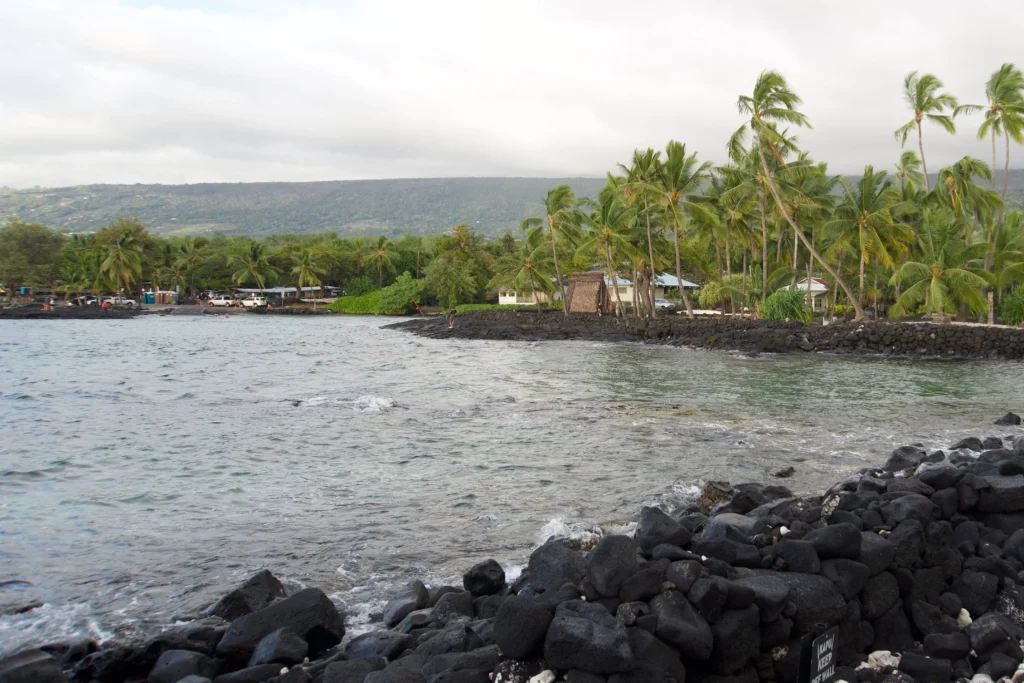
<box><xmin>387</xmin><ymin>310</ymin><xmax>1024</xmax><ymax>360</ymax></box>
<box><xmin>5</xmin><ymin>415</ymin><xmax>1024</xmax><ymax>683</ymax></box>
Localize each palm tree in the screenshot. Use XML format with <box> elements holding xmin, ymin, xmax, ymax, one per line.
<box><xmin>619</xmin><ymin>149</ymin><xmax>663</xmax><ymax>318</ymax></box>
<box><xmin>501</xmin><ymin>226</ymin><xmax>557</xmax><ymax>312</ymax></box>
<box><xmin>657</xmin><ymin>141</ymin><xmax>714</xmax><ymax>318</ymax></box>
<box><xmin>825</xmin><ymin>166</ymin><xmax>915</xmax><ymax>306</ymax></box>
<box><xmin>174</xmin><ymin>238</ymin><xmax>205</xmax><ymax>295</ymax></box>
<box><xmin>578</xmin><ymin>179</ymin><xmax>636</xmax><ymax>316</ymax></box>
<box><xmin>890</xmin><ymin>210</ymin><xmax>990</xmax><ymax>320</ymax></box>
<box><xmin>934</xmin><ymin>156</ymin><xmax>1002</xmax><ymax>227</ymax></box>
<box><xmin>894</xmin><ymin>151</ymin><xmax>926</xmax><ymax>194</ymax></box>
<box><xmin>957</xmin><ymin>64</ymin><xmax>1024</xmax><ymax>208</ymax></box>
<box><xmin>365</xmin><ymin>236</ymin><xmax>399</xmax><ymax>288</ymax></box>
<box><xmin>521</xmin><ymin>185</ymin><xmax>579</xmax><ymax>316</ymax></box>
<box><xmin>729</xmin><ymin>70</ymin><xmax>867</xmax><ymax>321</ymax></box>
<box><xmin>292</xmin><ymin>248</ymin><xmax>327</xmax><ymax>308</ymax></box>
<box><xmin>100</xmin><ymin>228</ymin><xmax>144</xmax><ymax>299</ymax></box>
<box><xmin>228</xmin><ymin>242</ymin><xmax>278</xmax><ymax>294</ymax></box>
<box><xmin>894</xmin><ymin>71</ymin><xmax>959</xmax><ymax>191</ymax></box>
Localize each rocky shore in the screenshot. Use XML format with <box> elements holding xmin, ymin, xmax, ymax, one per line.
<box><xmin>5</xmin><ymin>412</ymin><xmax>1024</xmax><ymax>683</ymax></box>
<box><xmin>0</xmin><ymin>306</ymin><xmax>141</xmax><ymax>320</ymax></box>
<box><xmin>387</xmin><ymin>311</ymin><xmax>1024</xmax><ymax>360</ymax></box>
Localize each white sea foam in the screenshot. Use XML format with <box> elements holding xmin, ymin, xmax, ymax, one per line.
<box><xmin>352</xmin><ymin>396</ymin><xmax>395</xmax><ymax>412</ymax></box>
<box><xmin>537</xmin><ymin>517</ymin><xmax>600</xmax><ymax>546</ymax></box>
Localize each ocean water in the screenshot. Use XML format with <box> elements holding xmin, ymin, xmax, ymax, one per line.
<box><xmin>1</xmin><ymin>314</ymin><xmax>1022</xmax><ymax>654</ymax></box>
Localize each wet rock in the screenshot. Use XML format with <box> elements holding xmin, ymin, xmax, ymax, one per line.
<box><xmin>819</xmin><ymin>559</ymin><xmax>870</xmax><ymax>600</ymax></box>
<box><xmin>586</xmin><ymin>536</ymin><xmax>639</xmax><ymax>598</ymax></box>
<box><xmin>527</xmin><ymin>540</ymin><xmax>587</xmax><ymax>594</ymax></box>
<box><xmin>918</xmin><ymin>464</ymin><xmax>964</xmax><ymax>491</ymax></box>
<box><xmin>345</xmin><ymin>631</ymin><xmax>415</xmax><ymax>660</ymax></box>
<box><xmin>463</xmin><ymin>560</ymin><xmax>505</xmax><ymax>597</ymax></box>
<box><xmin>396</xmin><ymin>609</ymin><xmax>434</xmax><ymax>634</ymax></box>
<box><xmin>951</xmin><ymin>571</ymin><xmax>999</xmax><ymax>617</ymax></box>
<box><xmin>688</xmin><ymin>576</ymin><xmax>730</xmax><ymax>623</ymax></box>
<box><xmin>983</xmin><ymin>437</ymin><xmax>1004</xmax><ymax>450</ymax></box>
<box><xmin>148</xmin><ymin>649</ymin><xmax>216</xmax><ymax>683</ymax></box>
<box><xmin>209</xmin><ymin>570</ymin><xmax>287</xmax><ymax>621</ymax></box>
<box><xmin>493</xmin><ymin>660</ymin><xmax>544</xmax><ymax>683</ymax></box>
<box><xmin>416</xmin><ymin>622</ymin><xmax>485</xmax><ymax>658</ymax></box>
<box><xmin>650</xmin><ymin>589</ymin><xmax>713</xmax><ymax>660</ymax></box>
<box><xmin>952</xmin><ymin>437</ymin><xmax>984</xmax><ymax>452</ymax></box>
<box><xmin>543</xmin><ymin>601</ymin><xmax>633</xmax><ymax>674</ymax></box>
<box><xmin>420</xmin><ymin>646</ymin><xmax>501</xmax><ymax>679</ymax></box>
<box><xmin>494</xmin><ymin>596</ymin><xmax>553</xmax><ymax>659</ymax></box>
<box><xmin>898</xmin><ymin>651</ymin><xmax>951</xmax><ymax>683</ymax></box>
<box><xmin>384</xmin><ymin>581</ymin><xmax>431</xmax><ymax>628</ymax></box>
<box><xmin>473</xmin><ymin>595</ymin><xmax>505</xmax><ymax>620</ymax></box>
<box><xmin>323</xmin><ymin>658</ymin><xmax>388</xmax><ymax>683</ymax></box>
<box><xmin>0</xmin><ymin>649</ymin><xmax>68</xmax><ymax>683</ymax></box>
<box><xmin>699</xmin><ymin>481</ymin><xmax>734</xmax><ymax>511</ymax></box>
<box><xmin>217</xmin><ymin>587</ymin><xmax>345</xmax><ymax>661</ymax></box>
<box><xmin>884</xmin><ymin>494</ymin><xmax>935</xmax><ymax>525</ymax></box>
<box><xmin>885</xmin><ymin>445</ymin><xmax>930</xmax><ymax>472</ymax></box>
<box><xmin>430</xmin><ymin>590</ymin><xmax>475</xmax><ymax>625</ymax></box>
<box><xmin>994</xmin><ymin>412</ymin><xmax>1022</xmax><ymax>426</ymax></box>
<box><xmin>708</xmin><ymin>605</ymin><xmax>761</xmax><ymax>675</ymax></box>
<box><xmin>177</xmin><ymin>676</ymin><xmax>213</xmax><ymax>683</ymax></box>
<box><xmin>248</xmin><ymin>628</ymin><xmax>308</xmax><ymax>667</ymax></box>
<box><xmin>805</xmin><ymin>523</ymin><xmax>862</xmax><ymax>560</ymax></box>
<box><xmin>625</xmin><ymin>627</ymin><xmax>686</xmax><ymax>683</ymax></box>
<box><xmin>931</xmin><ymin>488</ymin><xmax>959</xmax><ymax>519</ymax></box>
<box><xmin>651</xmin><ymin>544</ymin><xmax>700</xmax><ymax>562</ymax></box>
<box><xmin>636</xmin><ymin>507</ymin><xmax>692</xmax><ymax>553</ymax></box>
<box><xmin>731</xmin><ymin>575</ymin><xmax>790</xmax><ymax>623</ymax></box>
<box><xmin>966</xmin><ymin>613</ymin><xmax>1024</xmax><ymax>661</ymax></box>
<box><xmin>773</xmin><ymin>466</ymin><xmax>795</xmax><ymax>479</ymax></box>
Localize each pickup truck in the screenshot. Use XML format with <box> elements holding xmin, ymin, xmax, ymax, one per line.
<box><xmin>103</xmin><ymin>296</ymin><xmax>138</xmax><ymax>307</ymax></box>
<box><xmin>240</xmin><ymin>296</ymin><xmax>268</xmax><ymax>308</ymax></box>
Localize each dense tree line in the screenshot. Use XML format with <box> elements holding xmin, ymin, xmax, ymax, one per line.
<box><xmin>4</xmin><ymin>66</ymin><xmax>1024</xmax><ymax>323</ymax></box>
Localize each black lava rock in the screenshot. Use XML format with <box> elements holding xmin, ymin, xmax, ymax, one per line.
<box><xmin>778</xmin><ymin>539</ymin><xmax>820</xmax><ymax>573</ymax></box>
<box><xmin>636</xmin><ymin>506</ymin><xmax>692</xmax><ymax>553</ymax></box>
<box><xmin>995</xmin><ymin>412</ymin><xmax>1022</xmax><ymax>426</ymax></box>
<box><xmin>383</xmin><ymin>581</ymin><xmax>431</xmax><ymax>628</ymax></box>
<box><xmin>543</xmin><ymin>601</ymin><xmax>633</xmax><ymax>674</ymax></box>
<box><xmin>707</xmin><ymin>605</ymin><xmax>761</xmax><ymax>675</ymax></box>
<box><xmin>323</xmin><ymin>657</ymin><xmax>388</xmax><ymax>683</ymax></box>
<box><xmin>493</xmin><ymin>596</ymin><xmax>552</xmax><ymax>659</ymax></box>
<box><xmin>217</xmin><ymin>588</ymin><xmax>345</xmax><ymax>661</ymax></box>
<box><xmin>0</xmin><ymin>649</ymin><xmax>69</xmax><ymax>683</ymax></box>
<box><xmin>526</xmin><ymin>540</ymin><xmax>587</xmax><ymax>594</ymax></box>
<box><xmin>860</xmin><ymin>571</ymin><xmax>900</xmax><ymax>621</ymax></box>
<box><xmin>463</xmin><ymin>560</ymin><xmax>506</xmax><ymax>597</ymax></box>
<box><xmin>209</xmin><ymin>570</ymin><xmax>287</xmax><ymax>621</ymax></box>
<box><xmin>951</xmin><ymin>570</ymin><xmax>999</xmax><ymax>617</ymax></box>
<box><xmin>148</xmin><ymin>650</ymin><xmax>216</xmax><ymax>683</ymax></box>
<box><xmin>923</xmin><ymin>632</ymin><xmax>970</xmax><ymax>660</ymax></box>
<box><xmin>345</xmin><ymin>631</ymin><xmax>414</xmax><ymax>660</ymax></box>
<box><xmin>819</xmin><ymin>559</ymin><xmax>870</xmax><ymax>600</ymax></box>
<box><xmin>732</xmin><ymin>575</ymin><xmax>790</xmax><ymax>623</ymax></box>
<box><xmin>898</xmin><ymin>651</ymin><xmax>951</xmax><ymax>683</ymax></box>
<box><xmin>586</xmin><ymin>536</ymin><xmax>639</xmax><ymax>598</ymax></box>
<box><xmin>248</xmin><ymin>627</ymin><xmax>308</xmax><ymax>667</ymax></box>
<box><xmin>649</xmin><ymin>589</ymin><xmax>713</xmax><ymax>660</ymax></box>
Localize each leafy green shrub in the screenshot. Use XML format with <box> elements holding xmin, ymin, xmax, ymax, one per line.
<box><xmin>346</xmin><ymin>276</ymin><xmax>377</xmax><ymax>297</ymax></box>
<box><xmin>328</xmin><ymin>290</ymin><xmax>384</xmax><ymax>314</ymax></box>
<box><xmin>1000</xmin><ymin>288</ymin><xmax>1024</xmax><ymax>326</ymax></box>
<box><xmin>761</xmin><ymin>289</ymin><xmax>811</xmax><ymax>323</ymax></box>
<box><xmin>378</xmin><ymin>272</ymin><xmax>419</xmax><ymax>314</ymax></box>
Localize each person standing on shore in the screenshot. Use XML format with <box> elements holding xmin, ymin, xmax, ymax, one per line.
<box><xmin>101</xmin><ymin>300</ymin><xmax>110</xmax><ymax>314</ymax></box>
<box><xmin>447</xmin><ymin>306</ymin><xmax>456</xmax><ymax>329</ymax></box>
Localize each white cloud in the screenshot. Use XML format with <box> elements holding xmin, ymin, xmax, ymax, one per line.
<box><xmin>0</xmin><ymin>0</ymin><xmax>1016</xmax><ymax>187</ymax></box>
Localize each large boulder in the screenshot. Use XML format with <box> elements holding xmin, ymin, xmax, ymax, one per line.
<box><xmin>857</xmin><ymin>532</ymin><xmax>896</xmax><ymax>576</ymax></box>
<box><xmin>383</xmin><ymin>581</ymin><xmax>430</xmax><ymax>628</ymax></box>
<box><xmin>898</xmin><ymin>652</ymin><xmax>951</xmax><ymax>683</ymax></box>
<box><xmin>771</xmin><ymin>572</ymin><xmax>846</xmax><ymax>634</ymax></box>
<box><xmin>635</xmin><ymin>506</ymin><xmax>691</xmax><ymax>553</ymax></box>
<box><xmin>209</xmin><ymin>570</ymin><xmax>287</xmax><ymax>621</ymax></box>
<box><xmin>995</xmin><ymin>412</ymin><xmax>1022</xmax><ymax>426</ymax></box>
<box><xmin>951</xmin><ymin>570</ymin><xmax>999</xmax><ymax>617</ymax></box>
<box><xmin>147</xmin><ymin>650</ymin><xmax>216</xmax><ymax>683</ymax></box>
<box><xmin>345</xmin><ymin>631</ymin><xmax>415</xmax><ymax>660</ymax></box>
<box><xmin>0</xmin><ymin>649</ymin><xmax>68</xmax><ymax>683</ymax></box>
<box><xmin>819</xmin><ymin>559</ymin><xmax>870</xmax><ymax>600</ymax></box>
<box><xmin>688</xmin><ymin>576</ymin><xmax>730</xmax><ymax>623</ymax></box>
<box><xmin>804</xmin><ymin>523</ymin><xmax>861</xmax><ymax>560</ymax></box>
<box><xmin>430</xmin><ymin>590</ymin><xmax>475</xmax><ymax>625</ymax></box>
<box><xmin>649</xmin><ymin>590</ymin><xmax>713</xmax><ymax>660</ymax></box>
<box><xmin>248</xmin><ymin>628</ymin><xmax>308</xmax><ymax>667</ymax></box>
<box><xmin>323</xmin><ymin>657</ymin><xmax>388</xmax><ymax>683</ymax></box>
<box><xmin>885</xmin><ymin>445</ymin><xmax>930</xmax><ymax>471</ymax></box>
<box><xmin>494</xmin><ymin>596</ymin><xmax>552</xmax><ymax>659</ymax></box>
<box><xmin>626</xmin><ymin>627</ymin><xmax>687</xmax><ymax>683</ymax></box>
<box><xmin>463</xmin><ymin>560</ymin><xmax>505</xmax><ymax>597</ymax></box>
<box><xmin>860</xmin><ymin>571</ymin><xmax>900</xmax><ymax>621</ymax></box>
<box><xmin>586</xmin><ymin>536</ymin><xmax>638</xmax><ymax>598</ymax></box>
<box><xmin>526</xmin><ymin>540</ymin><xmax>587</xmax><ymax>594</ymax></box>
<box><xmin>871</xmin><ymin>602</ymin><xmax>914</xmax><ymax>653</ymax></box>
<box><xmin>977</xmin><ymin>475</ymin><xmax>1024</xmax><ymax>513</ymax></box>
<box><xmin>778</xmin><ymin>539</ymin><xmax>819</xmax><ymax>573</ymax></box>
<box><xmin>543</xmin><ymin>601</ymin><xmax>633</xmax><ymax>674</ymax></box>
<box><xmin>217</xmin><ymin>587</ymin><xmax>345</xmax><ymax>661</ymax></box>
<box><xmin>707</xmin><ymin>606</ymin><xmax>761</xmax><ymax>675</ymax></box>
<box><xmin>731</xmin><ymin>575</ymin><xmax>790</xmax><ymax>623</ymax></box>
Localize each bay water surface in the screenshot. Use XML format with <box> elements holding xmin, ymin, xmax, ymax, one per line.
<box><xmin>1</xmin><ymin>315</ymin><xmax>1022</xmax><ymax>655</ymax></box>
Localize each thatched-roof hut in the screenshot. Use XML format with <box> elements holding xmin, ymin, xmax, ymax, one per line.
<box><xmin>564</xmin><ymin>272</ymin><xmax>609</xmax><ymax>313</ymax></box>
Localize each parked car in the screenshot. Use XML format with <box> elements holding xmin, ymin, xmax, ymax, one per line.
<box><xmin>208</xmin><ymin>295</ymin><xmax>236</xmax><ymax>307</ymax></box>
<box><xmin>654</xmin><ymin>299</ymin><xmax>677</xmax><ymax>311</ymax></box>
<box><xmin>103</xmin><ymin>296</ymin><xmax>137</xmax><ymax>307</ymax></box>
<box><xmin>240</xmin><ymin>296</ymin><xmax>268</xmax><ymax>308</ymax></box>
<box><xmin>68</xmin><ymin>296</ymin><xmax>97</xmax><ymax>306</ymax></box>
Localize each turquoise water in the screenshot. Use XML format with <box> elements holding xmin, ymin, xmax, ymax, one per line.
<box><xmin>1</xmin><ymin>315</ymin><xmax>1021</xmax><ymax>653</ymax></box>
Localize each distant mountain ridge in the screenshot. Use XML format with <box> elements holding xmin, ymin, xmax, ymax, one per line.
<box><xmin>2</xmin><ymin>171</ymin><xmax>1023</xmax><ymax>238</ymax></box>
<box><xmin>0</xmin><ymin>177</ymin><xmax>609</xmax><ymax>237</ymax></box>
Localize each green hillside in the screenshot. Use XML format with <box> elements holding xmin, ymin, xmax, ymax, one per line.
<box><xmin>2</xmin><ymin>171</ymin><xmax>1022</xmax><ymax>238</ymax></box>
<box><xmin>0</xmin><ymin>177</ymin><xmax>608</xmax><ymax>237</ymax></box>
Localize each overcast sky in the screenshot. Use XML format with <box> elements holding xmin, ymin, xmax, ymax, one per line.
<box><xmin>0</xmin><ymin>1</ymin><xmax>1018</xmax><ymax>188</ymax></box>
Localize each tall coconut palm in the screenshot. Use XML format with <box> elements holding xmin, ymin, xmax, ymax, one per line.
<box><xmin>502</xmin><ymin>226</ymin><xmax>557</xmax><ymax>312</ymax></box>
<box><xmin>657</xmin><ymin>141</ymin><xmax>715</xmax><ymax>318</ymax></box>
<box><xmin>890</xmin><ymin>210</ymin><xmax>990</xmax><ymax>319</ymax></box>
<box><xmin>934</xmin><ymin>156</ymin><xmax>1002</xmax><ymax>227</ymax></box>
<box><xmin>174</xmin><ymin>238</ymin><xmax>205</xmax><ymax>295</ymax></box>
<box><xmin>894</xmin><ymin>71</ymin><xmax>959</xmax><ymax>191</ymax></box>
<box><xmin>292</xmin><ymin>248</ymin><xmax>327</xmax><ymax>307</ymax></box>
<box><xmin>365</xmin><ymin>236</ymin><xmax>399</xmax><ymax>288</ymax></box>
<box><xmin>228</xmin><ymin>242</ymin><xmax>278</xmax><ymax>294</ymax></box>
<box><xmin>578</xmin><ymin>179</ymin><xmax>636</xmax><ymax>316</ymax></box>
<box><xmin>619</xmin><ymin>149</ymin><xmax>664</xmax><ymax>318</ymax></box>
<box><xmin>729</xmin><ymin>70</ymin><xmax>867</xmax><ymax>320</ymax></box>
<box><xmin>100</xmin><ymin>228</ymin><xmax>144</xmax><ymax>299</ymax></box>
<box><xmin>957</xmin><ymin>64</ymin><xmax>1024</xmax><ymax>206</ymax></box>
<box><xmin>894</xmin><ymin>151</ymin><xmax>926</xmax><ymax>195</ymax></box>
<box><xmin>521</xmin><ymin>185</ymin><xmax>579</xmax><ymax>316</ymax></box>
<box><xmin>825</xmin><ymin>166</ymin><xmax>916</xmax><ymax>306</ymax></box>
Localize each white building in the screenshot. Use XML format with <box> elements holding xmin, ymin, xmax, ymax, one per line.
<box><xmin>780</xmin><ymin>277</ymin><xmax>830</xmax><ymax>312</ymax></box>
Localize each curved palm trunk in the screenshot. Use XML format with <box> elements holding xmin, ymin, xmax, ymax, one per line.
<box><xmin>548</xmin><ymin>218</ymin><xmax>568</xmax><ymax>316</ymax></box>
<box><xmin>757</xmin><ymin>144</ymin><xmax>867</xmax><ymax>321</ymax></box>
<box><xmin>760</xmin><ymin>193</ymin><xmax>769</xmax><ymax>300</ymax></box>
<box><xmin>858</xmin><ymin>225</ymin><xmax>866</xmax><ymax>307</ymax></box>
<box><xmin>671</xmin><ymin>216</ymin><xmax>695</xmax><ymax>319</ymax></box>
<box><xmin>643</xmin><ymin>199</ymin><xmax>657</xmax><ymax>319</ymax></box>
<box><xmin>917</xmin><ymin>121</ymin><xmax>930</xmax><ymax>192</ymax></box>
<box><xmin>606</xmin><ymin>245</ymin><xmax>625</xmax><ymax>317</ymax></box>
<box><xmin>724</xmin><ymin>229</ymin><xmax>734</xmax><ymax>316</ymax></box>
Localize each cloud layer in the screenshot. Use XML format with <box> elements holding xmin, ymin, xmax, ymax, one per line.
<box><xmin>0</xmin><ymin>0</ymin><xmax>1016</xmax><ymax>187</ymax></box>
